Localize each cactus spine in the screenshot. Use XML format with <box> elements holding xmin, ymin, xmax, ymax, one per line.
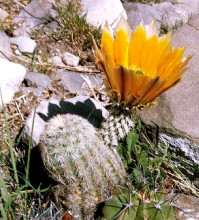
<box><xmin>39</xmin><ymin>114</ymin><xmax>127</xmax><ymax>219</ymax></box>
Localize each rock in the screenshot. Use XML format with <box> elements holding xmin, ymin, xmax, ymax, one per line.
<box><xmin>173</xmin><ymin>194</ymin><xmax>199</xmax><ymax>219</ymax></box>
<box><xmin>49</xmin><ymin>56</ymin><xmax>64</xmax><ymax>66</ymax></box>
<box><xmin>138</xmin><ymin>15</ymin><xmax>199</xmax><ymax>142</ymax></box>
<box><xmin>81</xmin><ymin>0</ymin><xmax>127</xmax><ymax>28</ymax></box>
<box><xmin>23</xmin><ymin>96</ymin><xmax>109</xmax><ymax>147</ymax></box>
<box><xmin>48</xmin><ymin>8</ymin><xmax>58</xmax><ymax>18</ymax></box>
<box><xmin>61</xmin><ymin>52</ymin><xmax>80</xmax><ymax>66</ymax></box>
<box><xmin>141</xmin><ymin>124</ymin><xmax>199</xmax><ymax>189</ymax></box>
<box><xmin>0</xmin><ymin>8</ymin><xmax>9</xmax><ymax>21</ymax></box>
<box><xmin>177</xmin><ymin>0</ymin><xmax>199</xmax><ymax>17</ymax></box>
<box><xmin>124</xmin><ymin>2</ymin><xmax>189</xmax><ymax>31</ymax></box>
<box><xmin>0</xmin><ymin>58</ymin><xmax>26</xmax><ymax>105</ymax></box>
<box><xmin>24</xmin><ymin>72</ymin><xmax>53</xmax><ymax>90</ymax></box>
<box><xmin>22</xmin><ymin>87</ymin><xmax>45</xmax><ymax>98</ymax></box>
<box><xmin>13</xmin><ymin>0</ymin><xmax>55</xmax><ymax>36</ymax></box>
<box><xmin>10</xmin><ymin>36</ymin><xmax>37</xmax><ymax>54</ymax></box>
<box><xmin>14</xmin><ymin>49</ymin><xmax>21</xmax><ymax>56</ymax></box>
<box><xmin>0</xmin><ymin>29</ymin><xmax>13</xmax><ymax>61</ymax></box>
<box><xmin>43</xmin><ymin>21</ymin><xmax>59</xmax><ymax>36</ymax></box>
<box><xmin>57</xmin><ymin>70</ymin><xmax>103</xmax><ymax>95</ymax></box>
<box><xmin>160</xmin><ymin>133</ymin><xmax>199</xmax><ymax>181</ymax></box>
<box><xmin>189</xmin><ymin>14</ymin><xmax>199</xmax><ymax>29</ymax></box>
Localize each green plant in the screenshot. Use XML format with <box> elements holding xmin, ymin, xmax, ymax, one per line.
<box><xmin>39</xmin><ymin>114</ymin><xmax>127</xmax><ymax>219</ymax></box>
<box><xmin>100</xmin><ymin>123</ymin><xmax>178</xmax><ymax>219</ymax></box>
<box><xmin>0</xmin><ymin>91</ymin><xmax>56</xmax><ymax>219</ymax></box>
<box><xmin>52</xmin><ymin>0</ymin><xmax>101</xmax><ymax>52</ymax></box>
<box><xmin>101</xmin><ymin>184</ymin><xmax>177</xmax><ymax>220</ymax></box>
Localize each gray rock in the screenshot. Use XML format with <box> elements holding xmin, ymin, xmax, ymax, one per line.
<box><xmin>48</xmin><ymin>8</ymin><xmax>58</xmax><ymax>18</ymax></box>
<box><xmin>14</xmin><ymin>49</ymin><xmax>22</xmax><ymax>56</ymax></box>
<box><xmin>189</xmin><ymin>14</ymin><xmax>199</xmax><ymax>29</ymax></box>
<box><xmin>173</xmin><ymin>194</ymin><xmax>199</xmax><ymax>219</ymax></box>
<box><xmin>124</xmin><ymin>3</ymin><xmax>151</xmax><ymax>31</ymax></box>
<box><xmin>142</xmin><ymin>124</ymin><xmax>199</xmax><ymax>187</ymax></box>
<box><xmin>22</xmin><ymin>87</ymin><xmax>45</xmax><ymax>98</ymax></box>
<box><xmin>81</xmin><ymin>0</ymin><xmax>127</xmax><ymax>28</ymax></box>
<box><xmin>0</xmin><ymin>29</ymin><xmax>13</xmax><ymax>61</ymax></box>
<box><xmin>10</xmin><ymin>36</ymin><xmax>37</xmax><ymax>54</ymax></box>
<box><xmin>159</xmin><ymin>133</ymin><xmax>199</xmax><ymax>180</ymax></box>
<box><xmin>138</xmin><ymin>15</ymin><xmax>199</xmax><ymax>141</ymax></box>
<box><xmin>0</xmin><ymin>58</ymin><xmax>26</xmax><ymax>105</ymax></box>
<box><xmin>43</xmin><ymin>21</ymin><xmax>59</xmax><ymax>36</ymax></box>
<box><xmin>124</xmin><ymin>2</ymin><xmax>189</xmax><ymax>31</ymax></box>
<box><xmin>57</xmin><ymin>70</ymin><xmax>103</xmax><ymax>95</ymax></box>
<box><xmin>23</xmin><ymin>96</ymin><xmax>108</xmax><ymax>147</ymax></box>
<box><xmin>0</xmin><ymin>8</ymin><xmax>9</xmax><ymax>21</ymax></box>
<box><xmin>49</xmin><ymin>55</ymin><xmax>64</xmax><ymax>66</ymax></box>
<box><xmin>61</xmin><ymin>52</ymin><xmax>80</xmax><ymax>67</ymax></box>
<box><xmin>177</xmin><ymin>0</ymin><xmax>199</xmax><ymax>17</ymax></box>
<box><xmin>13</xmin><ymin>0</ymin><xmax>55</xmax><ymax>36</ymax></box>
<box><xmin>24</xmin><ymin>72</ymin><xmax>53</xmax><ymax>90</ymax></box>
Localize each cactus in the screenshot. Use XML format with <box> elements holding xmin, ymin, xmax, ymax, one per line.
<box><xmin>39</xmin><ymin>113</ymin><xmax>127</xmax><ymax>219</ymax></box>
<box><xmin>101</xmin><ymin>184</ymin><xmax>177</xmax><ymax>220</ymax></box>
<box><xmin>100</xmin><ymin>127</ymin><xmax>178</xmax><ymax>220</ymax></box>
<box><xmin>100</xmin><ymin>107</ymin><xmax>136</xmax><ymax>147</ymax></box>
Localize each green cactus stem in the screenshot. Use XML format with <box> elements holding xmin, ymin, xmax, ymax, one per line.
<box><xmin>39</xmin><ymin>113</ymin><xmax>127</xmax><ymax>219</ymax></box>
<box><xmin>101</xmin><ymin>184</ymin><xmax>177</xmax><ymax>220</ymax></box>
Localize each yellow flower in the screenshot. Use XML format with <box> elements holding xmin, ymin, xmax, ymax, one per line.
<box><xmin>93</xmin><ymin>16</ymin><xmax>192</xmax><ymax>109</ymax></box>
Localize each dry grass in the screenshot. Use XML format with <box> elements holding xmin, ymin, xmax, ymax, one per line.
<box><xmin>30</xmin><ymin>0</ymin><xmax>101</xmax><ymax>74</ymax></box>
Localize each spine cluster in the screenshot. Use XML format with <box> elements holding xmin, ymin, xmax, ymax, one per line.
<box><xmin>100</xmin><ymin>109</ymin><xmax>135</xmax><ymax>146</ymax></box>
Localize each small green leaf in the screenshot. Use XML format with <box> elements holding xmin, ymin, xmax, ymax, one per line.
<box><xmin>149</xmin><ymin>157</ymin><xmax>163</xmax><ymax>165</ymax></box>
<box><xmin>137</xmin><ymin>147</ymin><xmax>149</xmax><ymax>170</ymax></box>
<box><xmin>132</xmin><ymin>168</ymin><xmax>142</xmax><ymax>182</ymax></box>
<box><xmin>126</xmin><ymin>130</ymin><xmax>139</xmax><ymax>153</ymax></box>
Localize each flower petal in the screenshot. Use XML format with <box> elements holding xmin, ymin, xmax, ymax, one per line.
<box><xmin>101</xmin><ymin>23</ymin><xmax>115</xmax><ymax>69</ymax></box>
<box><xmin>123</xmin><ymin>68</ymin><xmax>148</xmax><ymax>101</ymax></box>
<box><xmin>128</xmin><ymin>24</ymin><xmax>147</xmax><ymax>68</ymax></box>
<box><xmin>94</xmin><ymin>18</ymin><xmax>192</xmax><ymax>108</ymax></box>
<box><xmin>115</xmin><ymin>15</ymin><xmax>132</xmax><ymax>37</ymax></box>
<box><xmin>158</xmin><ymin>47</ymin><xmax>184</xmax><ymax>80</ymax></box>
<box><xmin>140</xmin><ymin>35</ymin><xmax>159</xmax><ymax>78</ymax></box>
<box><xmin>103</xmin><ymin>54</ymin><xmax>120</xmax><ymax>92</ymax></box>
<box><xmin>145</xmin><ymin>20</ymin><xmax>158</xmax><ymax>38</ymax></box>
<box><xmin>114</xmin><ymin>28</ymin><xmax>129</xmax><ymax>67</ymax></box>
<box><xmin>91</xmin><ymin>35</ymin><xmax>106</xmax><ymax>72</ymax></box>
<box><xmin>132</xmin><ymin>77</ymin><xmax>162</xmax><ymax>106</ymax></box>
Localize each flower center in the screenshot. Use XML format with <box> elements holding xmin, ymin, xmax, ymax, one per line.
<box><xmin>130</xmin><ymin>65</ymin><xmax>144</xmax><ymax>75</ymax></box>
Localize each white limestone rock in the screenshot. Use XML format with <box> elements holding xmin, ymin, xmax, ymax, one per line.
<box><xmin>81</xmin><ymin>0</ymin><xmax>127</xmax><ymax>28</ymax></box>
<box><xmin>50</xmin><ymin>56</ymin><xmax>64</xmax><ymax>66</ymax></box>
<box><xmin>124</xmin><ymin>2</ymin><xmax>189</xmax><ymax>31</ymax></box>
<box><xmin>0</xmin><ymin>29</ymin><xmax>13</xmax><ymax>61</ymax></box>
<box><xmin>57</xmin><ymin>70</ymin><xmax>103</xmax><ymax>95</ymax></box>
<box><xmin>0</xmin><ymin>59</ymin><xmax>26</xmax><ymax>105</ymax></box>
<box><xmin>177</xmin><ymin>0</ymin><xmax>199</xmax><ymax>17</ymax></box>
<box><xmin>0</xmin><ymin>8</ymin><xmax>9</xmax><ymax>21</ymax></box>
<box><xmin>13</xmin><ymin>0</ymin><xmax>55</xmax><ymax>36</ymax></box>
<box><xmin>61</xmin><ymin>52</ymin><xmax>80</xmax><ymax>66</ymax></box>
<box><xmin>10</xmin><ymin>36</ymin><xmax>37</xmax><ymax>54</ymax></box>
